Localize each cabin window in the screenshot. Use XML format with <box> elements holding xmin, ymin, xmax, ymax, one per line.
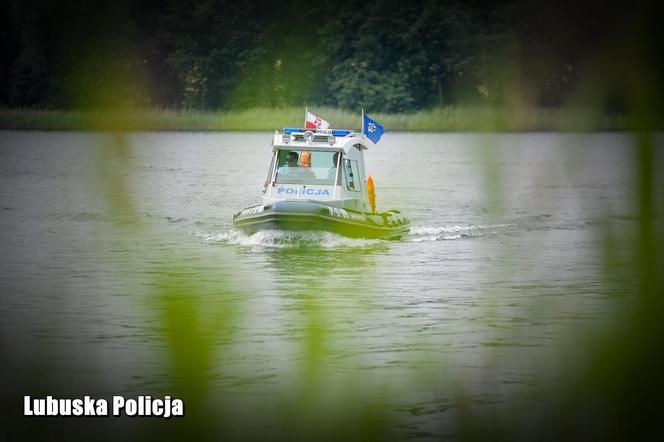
<box><xmin>273</xmin><ymin>149</ymin><xmax>342</xmax><ymax>185</ymax></box>
<box><xmin>344</xmin><ymin>159</ymin><xmax>361</xmax><ymax>191</ymax></box>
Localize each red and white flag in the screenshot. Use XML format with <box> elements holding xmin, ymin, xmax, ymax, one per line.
<box><xmin>305</xmin><ymin>111</ymin><xmax>330</xmax><ymax>130</ymax></box>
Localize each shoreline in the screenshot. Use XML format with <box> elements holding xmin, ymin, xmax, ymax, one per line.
<box><xmin>0</xmin><ymin>106</ymin><xmax>646</xmax><ymax>132</ymax></box>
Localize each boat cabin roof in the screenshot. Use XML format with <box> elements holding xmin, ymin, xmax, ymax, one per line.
<box><xmin>272</xmin><ymin>128</ymin><xmax>368</xmax><ymax>154</ymax></box>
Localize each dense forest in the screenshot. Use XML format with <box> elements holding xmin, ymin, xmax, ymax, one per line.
<box><xmin>1</xmin><ymin>0</ymin><xmax>661</xmax><ymax>113</ymax></box>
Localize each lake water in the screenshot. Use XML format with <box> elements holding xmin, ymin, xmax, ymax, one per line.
<box><xmin>1</xmin><ymin>131</ymin><xmax>661</xmax><ymax>439</ymax></box>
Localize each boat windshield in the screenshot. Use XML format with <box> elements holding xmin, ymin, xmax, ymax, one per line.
<box><xmin>273</xmin><ymin>149</ymin><xmax>341</xmax><ymax>185</ymax></box>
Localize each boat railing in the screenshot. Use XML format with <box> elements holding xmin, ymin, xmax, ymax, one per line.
<box><xmin>279</xmin><ymin>127</ymin><xmax>359</xmax><ymax>145</ymax></box>
<box><xmin>282</xmin><ymin>127</ymin><xmax>355</xmax><ymax>137</ymax></box>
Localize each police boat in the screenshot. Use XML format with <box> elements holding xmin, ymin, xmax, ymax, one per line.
<box><xmin>232</xmin><ymin>127</ymin><xmax>409</xmax><ymax>239</ymax></box>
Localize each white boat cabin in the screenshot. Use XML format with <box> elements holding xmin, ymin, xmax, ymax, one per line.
<box><xmin>263</xmin><ymin>128</ymin><xmax>370</xmax><ymax>212</ymax></box>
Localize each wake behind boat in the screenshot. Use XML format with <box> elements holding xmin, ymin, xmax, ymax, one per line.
<box><xmin>233</xmin><ymin>112</ymin><xmax>409</xmax><ymax>240</ymax></box>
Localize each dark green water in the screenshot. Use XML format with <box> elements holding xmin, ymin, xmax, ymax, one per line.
<box><xmin>1</xmin><ymin>131</ymin><xmax>661</xmax><ymax>439</ymax></box>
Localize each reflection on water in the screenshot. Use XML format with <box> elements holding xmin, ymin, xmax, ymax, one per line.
<box><xmin>0</xmin><ymin>131</ymin><xmax>662</xmax><ymax>439</ymax></box>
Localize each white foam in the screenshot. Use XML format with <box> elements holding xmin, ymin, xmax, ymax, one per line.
<box><xmin>192</xmin><ymin>229</ymin><xmax>383</xmax><ymax>249</ymax></box>
<box><xmin>407</xmin><ymin>223</ymin><xmax>514</xmax><ymax>242</ymax></box>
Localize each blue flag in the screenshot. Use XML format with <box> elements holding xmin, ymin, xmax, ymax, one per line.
<box><xmin>363</xmin><ymin>114</ymin><xmax>384</xmax><ymax>144</ymax></box>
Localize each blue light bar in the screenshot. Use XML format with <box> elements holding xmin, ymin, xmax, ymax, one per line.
<box><xmin>282</xmin><ymin>127</ymin><xmax>353</xmax><ymax>137</ymax></box>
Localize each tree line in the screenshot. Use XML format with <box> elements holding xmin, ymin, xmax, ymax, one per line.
<box><xmin>1</xmin><ymin>0</ymin><xmax>661</xmax><ymax>113</ymax></box>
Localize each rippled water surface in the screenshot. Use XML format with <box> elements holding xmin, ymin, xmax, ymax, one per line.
<box><xmin>1</xmin><ymin>131</ymin><xmax>661</xmax><ymax>438</ymax></box>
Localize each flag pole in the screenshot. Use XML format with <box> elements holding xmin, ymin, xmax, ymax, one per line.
<box><xmin>304</xmin><ymin>106</ymin><xmax>308</xmax><ymax>129</ymax></box>
<box><xmin>361</xmin><ymin>109</ymin><xmax>364</xmax><ymax>138</ymax></box>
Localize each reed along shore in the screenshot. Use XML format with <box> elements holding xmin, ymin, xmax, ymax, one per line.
<box><xmin>0</xmin><ymin>106</ymin><xmax>636</xmax><ymax>132</ymax></box>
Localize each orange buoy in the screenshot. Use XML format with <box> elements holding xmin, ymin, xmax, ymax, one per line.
<box><xmin>366</xmin><ymin>175</ymin><xmax>376</xmax><ymax>214</ymax></box>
